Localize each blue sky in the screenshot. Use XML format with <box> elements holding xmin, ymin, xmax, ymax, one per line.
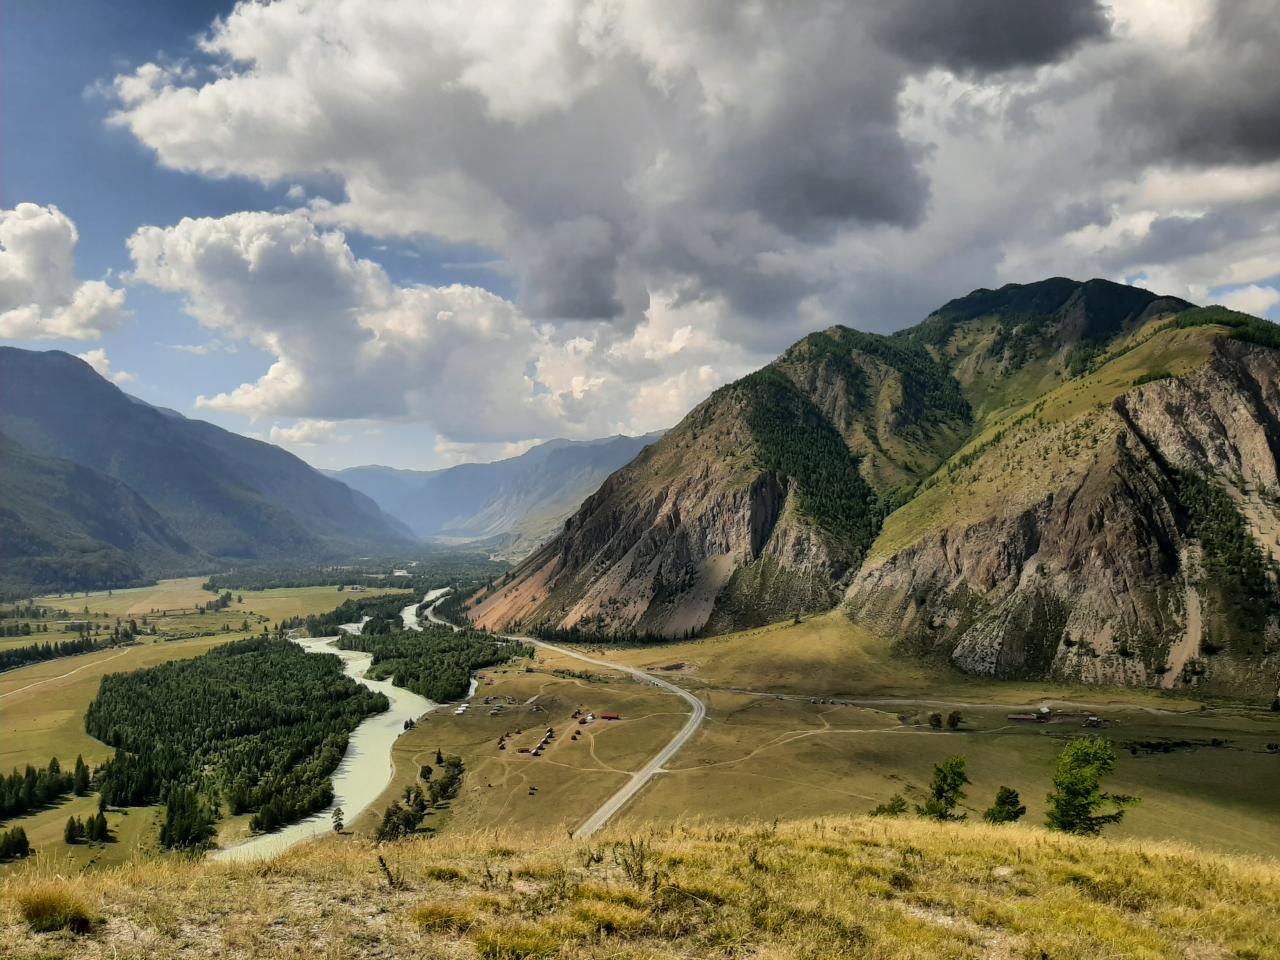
<box><xmin>0</xmin><ymin>0</ymin><xmax>510</xmax><ymax>469</ymax></box>
<box><xmin>3</xmin><ymin>1</ymin><xmax>1279</xmax><ymax>471</ymax></box>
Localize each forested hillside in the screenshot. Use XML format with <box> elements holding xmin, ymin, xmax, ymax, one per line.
<box><xmin>0</xmin><ymin>348</ymin><xmax>415</xmax><ymax>597</ymax></box>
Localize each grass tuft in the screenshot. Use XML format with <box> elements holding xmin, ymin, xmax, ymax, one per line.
<box><xmin>409</xmin><ymin>900</ymin><xmax>476</xmax><ymax>932</ymax></box>
<box><xmin>12</xmin><ymin>881</ymin><xmax>96</xmax><ymax>934</ymax></box>
<box><xmin>473</xmin><ymin>921</ymin><xmax>561</xmax><ymax>958</ymax></box>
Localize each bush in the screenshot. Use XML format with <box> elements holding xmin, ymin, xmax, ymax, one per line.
<box><xmin>14</xmin><ymin>882</ymin><xmax>95</xmax><ymax>934</ymax></box>
<box><xmin>870</xmin><ymin>794</ymin><xmax>908</xmax><ymax>817</ymax></box>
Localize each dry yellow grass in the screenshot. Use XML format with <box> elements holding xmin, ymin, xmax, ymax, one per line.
<box><xmin>2</xmin><ymin>815</ymin><xmax>1277</xmax><ymax>958</ymax></box>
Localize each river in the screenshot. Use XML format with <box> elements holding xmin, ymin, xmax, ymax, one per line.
<box><xmin>211</xmin><ymin>598</ymin><xmax>444</xmax><ymax>862</ymax></box>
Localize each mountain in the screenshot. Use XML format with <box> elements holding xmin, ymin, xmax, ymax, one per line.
<box><xmin>0</xmin><ymin>432</ymin><xmax>201</xmax><ymax>596</ymax></box>
<box><xmin>469</xmin><ymin>278</ymin><xmax>1280</xmax><ymax>695</ymax></box>
<box><xmin>0</xmin><ymin>348</ymin><xmax>415</xmax><ymax>594</ymax></box>
<box><xmin>330</xmin><ymin>433</ymin><xmax>664</xmax><ymax>558</ymax></box>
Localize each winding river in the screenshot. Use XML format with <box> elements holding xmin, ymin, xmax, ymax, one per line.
<box><xmin>212</xmin><ymin>594</ymin><xmax>447</xmax><ymax>862</ymax></box>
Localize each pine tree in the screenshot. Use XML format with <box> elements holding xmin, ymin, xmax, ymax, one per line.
<box><xmin>916</xmin><ymin>756</ymin><xmax>969</xmax><ymax>820</ymax></box>
<box><xmin>73</xmin><ymin>755</ymin><xmax>90</xmax><ymax>795</ymax></box>
<box><xmin>983</xmin><ymin>786</ymin><xmax>1026</xmax><ymax>824</ymax></box>
<box><xmin>1045</xmin><ymin>737</ymin><xmax>1137</xmax><ymax>835</ymax></box>
<box><xmin>64</xmin><ymin>816</ymin><xmax>79</xmax><ymax>844</ymax></box>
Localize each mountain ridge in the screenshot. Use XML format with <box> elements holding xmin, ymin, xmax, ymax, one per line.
<box><xmin>468</xmin><ymin>279</ymin><xmax>1280</xmax><ymax>695</ymax></box>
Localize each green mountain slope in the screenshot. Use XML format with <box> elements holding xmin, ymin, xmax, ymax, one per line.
<box><xmin>0</xmin><ymin>348</ymin><xmax>415</xmax><ymax>591</ymax></box>
<box><xmin>470</xmin><ymin>279</ymin><xmax>1280</xmax><ymax>696</ymax></box>
<box><xmin>0</xmin><ymin>432</ymin><xmax>203</xmax><ymax>596</ymax></box>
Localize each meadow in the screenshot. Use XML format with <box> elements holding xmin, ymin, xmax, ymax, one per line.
<box><xmin>605</xmin><ymin>612</ymin><xmax>1280</xmax><ymax>858</ymax></box>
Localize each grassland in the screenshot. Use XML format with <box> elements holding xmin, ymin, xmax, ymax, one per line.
<box><xmin>604</xmin><ymin>612</ymin><xmax>1280</xmax><ymax>858</ymax></box>
<box><xmin>356</xmin><ymin>645</ymin><xmax>687</xmax><ymax>838</ymax></box>
<box><xmin>3</xmin><ymin>815</ymin><xmax>1278</xmax><ymax>959</ymax></box>
<box><xmin>0</xmin><ymin>579</ymin><xmax>401</xmax><ymax>870</ymax></box>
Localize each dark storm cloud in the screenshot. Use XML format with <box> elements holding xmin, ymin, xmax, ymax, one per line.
<box><xmin>875</xmin><ymin>0</ymin><xmax>1111</xmax><ymax>74</ymax></box>
<box><xmin>1109</xmin><ymin>0</ymin><xmax>1280</xmax><ymax>166</ymax></box>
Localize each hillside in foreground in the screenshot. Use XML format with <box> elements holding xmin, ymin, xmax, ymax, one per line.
<box><xmin>3</xmin><ymin>817</ymin><xmax>1277</xmax><ymax>959</ymax></box>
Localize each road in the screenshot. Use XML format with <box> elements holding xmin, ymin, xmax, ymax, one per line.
<box><xmin>0</xmin><ymin>647</ymin><xmax>134</xmax><ymax>701</ymax></box>
<box><xmin>424</xmin><ymin>596</ymin><xmax>706</xmax><ymax>838</ymax></box>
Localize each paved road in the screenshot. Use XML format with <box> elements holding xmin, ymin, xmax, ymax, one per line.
<box><xmin>424</xmin><ymin>597</ymin><xmax>706</xmax><ymax>838</ymax></box>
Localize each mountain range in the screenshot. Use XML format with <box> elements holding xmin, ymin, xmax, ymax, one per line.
<box><xmin>469</xmin><ymin>277</ymin><xmax>1280</xmax><ymax>697</ymax></box>
<box><xmin>0</xmin><ymin>347</ymin><xmax>414</xmax><ymax>597</ymax></box>
<box><xmin>329</xmin><ymin>433</ymin><xmax>663</xmax><ymax>558</ymax></box>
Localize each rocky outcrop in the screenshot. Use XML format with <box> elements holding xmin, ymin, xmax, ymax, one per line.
<box><xmin>846</xmin><ymin>339</ymin><xmax>1280</xmax><ymax>696</ymax></box>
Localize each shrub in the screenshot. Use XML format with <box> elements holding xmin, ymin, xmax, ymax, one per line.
<box><xmin>14</xmin><ymin>882</ymin><xmax>95</xmax><ymax>934</ymax></box>
<box><xmin>870</xmin><ymin>793</ymin><xmax>908</xmax><ymax>817</ymax></box>
<box><xmin>927</xmin><ymin>712</ymin><xmax>943</xmax><ymax>730</ymax></box>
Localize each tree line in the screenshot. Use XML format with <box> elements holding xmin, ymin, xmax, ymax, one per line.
<box><xmin>85</xmin><ymin>636</ymin><xmax>388</xmax><ymax>849</ymax></box>
<box><xmin>1</xmin><ymin>755</ymin><xmax>91</xmax><ymax>823</ymax></box>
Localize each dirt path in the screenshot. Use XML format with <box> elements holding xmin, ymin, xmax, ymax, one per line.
<box><xmin>0</xmin><ymin>648</ymin><xmax>133</xmax><ymax>701</ymax></box>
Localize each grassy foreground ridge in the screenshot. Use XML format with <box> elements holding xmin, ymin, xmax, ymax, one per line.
<box><xmin>3</xmin><ymin>816</ymin><xmax>1277</xmax><ymax>959</ymax></box>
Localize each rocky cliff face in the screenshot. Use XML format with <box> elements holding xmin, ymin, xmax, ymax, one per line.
<box><xmin>846</xmin><ymin>338</ymin><xmax>1280</xmax><ymax>697</ymax></box>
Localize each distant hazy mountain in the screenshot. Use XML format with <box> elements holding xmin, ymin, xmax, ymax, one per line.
<box><xmin>0</xmin><ymin>347</ymin><xmax>415</xmax><ymax>595</ymax></box>
<box><xmin>330</xmin><ymin>433</ymin><xmax>664</xmax><ymax>558</ymax></box>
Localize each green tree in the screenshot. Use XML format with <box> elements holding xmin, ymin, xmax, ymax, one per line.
<box><xmin>916</xmin><ymin>756</ymin><xmax>969</xmax><ymax>820</ymax></box>
<box><xmin>1045</xmin><ymin>737</ymin><xmax>1136</xmax><ymax>835</ymax></box>
<box><xmin>72</xmin><ymin>755</ymin><xmax>90</xmax><ymax>796</ymax></box>
<box><xmin>983</xmin><ymin>786</ymin><xmax>1026</xmax><ymax>824</ymax></box>
<box><xmin>870</xmin><ymin>794</ymin><xmax>908</xmax><ymax>817</ymax></box>
<box><xmin>946</xmin><ymin>711</ymin><xmax>963</xmax><ymax>730</ymax></box>
<box><xmin>64</xmin><ymin>816</ymin><xmax>80</xmax><ymax>844</ymax></box>
<box><xmin>331</xmin><ymin>806</ymin><xmax>344</xmax><ymax>834</ymax></box>
<box><xmin>927</xmin><ymin>712</ymin><xmax>943</xmax><ymax>730</ymax></box>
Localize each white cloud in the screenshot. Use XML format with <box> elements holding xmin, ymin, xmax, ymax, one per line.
<box><xmin>76</xmin><ymin>348</ymin><xmax>134</xmax><ymax>384</ymax></box>
<box><xmin>268</xmin><ymin>419</ymin><xmax>342</xmax><ymax>445</ymax></box>
<box><xmin>104</xmin><ymin>1</ymin><xmax>1280</xmax><ymax>451</ymax></box>
<box><xmin>433</xmin><ymin>437</ymin><xmax>543</xmax><ymax>466</ymax></box>
<box><xmin>1215</xmin><ymin>284</ymin><xmax>1280</xmax><ymax>318</ymax></box>
<box><xmin>127</xmin><ymin>210</ymin><xmax>748</xmax><ymax>444</ymax></box>
<box><xmin>0</xmin><ymin>203</ymin><xmax>126</xmax><ymax>341</ymax></box>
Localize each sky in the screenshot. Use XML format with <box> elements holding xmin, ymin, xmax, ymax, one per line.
<box><xmin>2</xmin><ymin>0</ymin><xmax>1279</xmax><ymax>471</ymax></box>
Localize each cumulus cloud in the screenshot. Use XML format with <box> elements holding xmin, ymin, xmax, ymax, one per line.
<box><xmin>268</xmin><ymin>419</ymin><xmax>342</xmax><ymax>446</ymax></box>
<box><xmin>1216</xmin><ymin>284</ymin><xmax>1280</xmax><ymax>318</ymax></box>
<box><xmin>104</xmin><ymin>0</ymin><xmax>1280</xmax><ymax>451</ymax></box>
<box><xmin>0</xmin><ymin>203</ymin><xmax>126</xmax><ymax>341</ymax></box>
<box><xmin>76</xmin><ymin>348</ymin><xmax>134</xmax><ymax>384</ymax></box>
<box><xmin>127</xmin><ymin>210</ymin><xmax>752</xmax><ymax>444</ymax></box>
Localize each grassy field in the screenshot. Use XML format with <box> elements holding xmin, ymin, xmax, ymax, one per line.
<box><xmin>603</xmin><ymin>612</ymin><xmax>1280</xmax><ymax>858</ymax></box>
<box><xmin>3</xmin><ymin>815</ymin><xmax>1277</xmax><ymax>959</ymax></box>
<box><xmin>355</xmin><ymin>645</ymin><xmax>687</xmax><ymax>839</ymax></box>
<box><xmin>0</xmin><ymin>579</ymin><xmax>402</xmax><ymax>870</ymax></box>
